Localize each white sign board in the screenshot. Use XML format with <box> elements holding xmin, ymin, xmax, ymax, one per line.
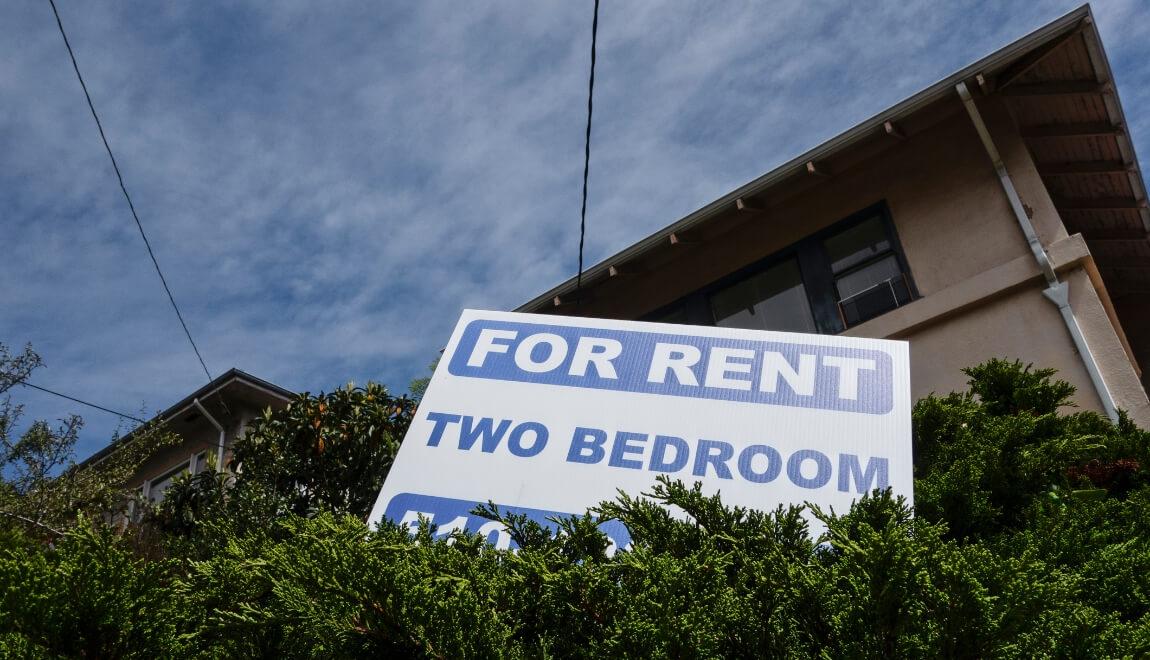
<box><xmin>369</xmin><ymin>309</ymin><xmax>912</xmax><ymax>549</ymax></box>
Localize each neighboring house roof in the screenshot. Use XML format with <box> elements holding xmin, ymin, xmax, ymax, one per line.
<box><xmin>516</xmin><ymin>4</ymin><xmax>1148</xmax><ymax>314</ymax></box>
<box><xmin>78</xmin><ymin>368</ymin><xmax>294</xmax><ymax>469</ymax></box>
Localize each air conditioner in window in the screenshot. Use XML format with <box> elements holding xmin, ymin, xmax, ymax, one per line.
<box><xmin>838</xmin><ymin>274</ymin><xmax>911</xmax><ymax>327</ymax></box>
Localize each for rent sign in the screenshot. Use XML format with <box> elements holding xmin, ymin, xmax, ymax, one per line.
<box><xmin>368</xmin><ymin>310</ymin><xmax>912</xmax><ymax>551</ymax></box>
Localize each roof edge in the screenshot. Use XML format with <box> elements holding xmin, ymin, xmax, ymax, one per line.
<box><xmin>515</xmin><ymin>4</ymin><xmax>1092</xmax><ymax>313</ymax></box>
<box><xmin>1076</xmin><ymin>6</ymin><xmax>1150</xmax><ymax>232</ymax></box>
<box><xmin>77</xmin><ymin>368</ymin><xmax>294</xmax><ymax>469</ymax></box>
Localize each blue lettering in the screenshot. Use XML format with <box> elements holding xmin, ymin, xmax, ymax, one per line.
<box><xmin>425</xmin><ymin>412</ymin><xmax>462</xmax><ymax>447</ymax></box>
<box><xmin>609</xmin><ymin>431</ymin><xmax>647</xmax><ymax>470</ymax></box>
<box><xmin>693</xmin><ymin>439</ymin><xmax>734</xmax><ymax>479</ymax></box>
<box><xmin>383</xmin><ymin>492</ymin><xmax>633</xmax><ymax>552</ymax></box>
<box><xmin>837</xmin><ymin>453</ymin><xmax>889</xmax><ymax>493</ymax></box>
<box><xmin>649</xmin><ymin>435</ymin><xmax>689</xmax><ymax>473</ymax></box>
<box><xmin>567</xmin><ymin>427</ymin><xmax>607</xmax><ymax>464</ymax></box>
<box><xmin>448</xmin><ymin>320</ymin><xmax>895</xmax><ymax>415</ymax></box>
<box><xmin>787</xmin><ymin>449</ymin><xmax>832</xmax><ymax>489</ymax></box>
<box><xmin>430</xmin><ymin>411</ymin><xmax>891</xmax><ymax>496</ymax></box>
<box><xmin>507</xmin><ymin>422</ymin><xmax>548</xmax><ymax>457</ymax></box>
<box><xmin>737</xmin><ymin>444</ymin><xmax>782</xmax><ymax>483</ymax></box>
<box><xmin>459</xmin><ymin>416</ymin><xmax>512</xmax><ymax>453</ymax></box>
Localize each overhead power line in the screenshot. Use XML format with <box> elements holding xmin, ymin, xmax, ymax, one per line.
<box><xmin>575</xmin><ymin>0</ymin><xmax>600</xmax><ymax>307</ymax></box>
<box><xmin>16</xmin><ymin>381</ymin><xmax>146</xmax><ymax>423</ymax></box>
<box><xmin>46</xmin><ymin>0</ymin><xmax>213</xmax><ymax>382</ymax></box>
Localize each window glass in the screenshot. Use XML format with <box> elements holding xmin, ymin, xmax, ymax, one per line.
<box><xmin>824</xmin><ymin>216</ymin><xmax>890</xmax><ymax>273</ymax></box>
<box><xmin>709</xmin><ymin>259</ymin><xmax>816</xmax><ymax>333</ymax></box>
<box><xmin>824</xmin><ymin>215</ymin><xmax>912</xmax><ymax>327</ymax></box>
<box><xmin>834</xmin><ymin>254</ymin><xmax>903</xmax><ymax>300</ymax></box>
<box><xmin>650</xmin><ymin>305</ymin><xmax>689</xmax><ymax>325</ymax></box>
<box><xmin>148</xmin><ymin>461</ymin><xmax>189</xmax><ymax>505</ymax></box>
<box><xmin>836</xmin><ymin>255</ymin><xmax>912</xmax><ymax>326</ymax></box>
<box><xmin>192</xmin><ymin>451</ymin><xmax>209</xmax><ymax>474</ymax></box>
<box><xmin>649</xmin><ymin>206</ymin><xmax>914</xmax><ymax>334</ymax></box>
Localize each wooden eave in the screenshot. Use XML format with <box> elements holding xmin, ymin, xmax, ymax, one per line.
<box><xmin>514</xmin><ymin>5</ymin><xmax>1150</xmax><ymax>391</ymax></box>
<box><xmin>515</xmin><ymin>6</ymin><xmax>1099</xmax><ymax>315</ymax></box>
<box><xmin>996</xmin><ymin>11</ymin><xmax>1150</xmax><ymax>387</ymax></box>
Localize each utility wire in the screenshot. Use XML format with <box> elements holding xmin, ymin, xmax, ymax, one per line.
<box><xmin>46</xmin><ymin>0</ymin><xmax>213</xmax><ymax>382</ymax></box>
<box><xmin>575</xmin><ymin>0</ymin><xmax>600</xmax><ymax>307</ymax></box>
<box><xmin>15</xmin><ymin>381</ymin><xmax>146</xmax><ymax>424</ymax></box>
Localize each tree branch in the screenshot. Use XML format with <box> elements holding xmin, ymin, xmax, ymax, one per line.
<box><xmin>0</xmin><ymin>510</ymin><xmax>65</xmax><ymax>537</ymax></box>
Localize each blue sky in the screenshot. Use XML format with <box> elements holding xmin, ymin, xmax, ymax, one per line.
<box><xmin>2</xmin><ymin>1</ymin><xmax>1148</xmax><ymax>461</ymax></box>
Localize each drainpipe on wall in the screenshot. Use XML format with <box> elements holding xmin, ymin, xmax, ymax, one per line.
<box><xmin>193</xmin><ymin>397</ymin><xmax>228</xmax><ymax>473</ymax></box>
<box><xmin>956</xmin><ymin>81</ymin><xmax>1119</xmax><ymax>422</ymax></box>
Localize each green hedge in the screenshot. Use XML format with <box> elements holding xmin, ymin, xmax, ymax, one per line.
<box><xmin>1</xmin><ymin>360</ymin><xmax>1148</xmax><ymax>658</ymax></box>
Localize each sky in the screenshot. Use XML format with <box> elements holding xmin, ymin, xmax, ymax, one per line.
<box><xmin>2</xmin><ymin>1</ymin><xmax>1149</xmax><ymax>462</ymax></box>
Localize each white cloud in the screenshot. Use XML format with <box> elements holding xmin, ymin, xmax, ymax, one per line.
<box><xmin>0</xmin><ymin>0</ymin><xmax>1146</xmax><ymax>458</ymax></box>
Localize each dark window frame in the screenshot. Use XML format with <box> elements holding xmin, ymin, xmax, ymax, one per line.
<box><xmin>642</xmin><ymin>201</ymin><xmax>918</xmax><ymax>333</ymax></box>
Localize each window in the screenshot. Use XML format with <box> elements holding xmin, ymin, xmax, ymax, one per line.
<box><xmin>145</xmin><ymin>451</ymin><xmax>209</xmax><ymax>505</ymax></box>
<box><xmin>649</xmin><ymin>305</ymin><xmax>689</xmax><ymax>325</ymax></box>
<box><xmin>147</xmin><ymin>464</ymin><xmax>186</xmax><ymax>505</ymax></box>
<box><xmin>644</xmin><ymin>203</ymin><xmax>915</xmax><ymax>333</ymax></box>
<box><xmin>824</xmin><ymin>216</ymin><xmax>913</xmax><ymax>326</ymax></box>
<box><xmin>709</xmin><ymin>258</ymin><xmax>817</xmax><ymax>332</ymax></box>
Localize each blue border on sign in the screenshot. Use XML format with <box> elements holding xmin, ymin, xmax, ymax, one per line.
<box><xmin>447</xmin><ymin>319</ymin><xmax>894</xmax><ymax>414</ymax></box>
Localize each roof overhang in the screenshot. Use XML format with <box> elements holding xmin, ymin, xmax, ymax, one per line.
<box><xmin>516</xmin><ymin>4</ymin><xmax>1147</xmax><ymax>314</ymax></box>
<box><xmin>77</xmin><ymin>368</ymin><xmax>294</xmax><ymax>469</ymax></box>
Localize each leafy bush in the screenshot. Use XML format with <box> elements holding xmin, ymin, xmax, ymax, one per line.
<box><xmin>1</xmin><ymin>359</ymin><xmax>1148</xmax><ymax>657</ymax></box>
<box><xmin>1</xmin><ymin>342</ymin><xmax>177</xmax><ymax>539</ymax></box>
<box><xmin>227</xmin><ymin>382</ymin><xmax>415</xmax><ymax>520</ymax></box>
<box><xmin>912</xmin><ymin>359</ymin><xmax>1149</xmax><ymax>540</ymax></box>
<box><xmin>152</xmin><ymin>382</ymin><xmax>414</xmax><ymax>556</ymax></box>
<box><xmin>0</xmin><ymin>520</ymin><xmax>179</xmax><ymax>656</ymax></box>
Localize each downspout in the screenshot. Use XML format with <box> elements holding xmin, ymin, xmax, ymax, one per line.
<box><xmin>956</xmin><ymin>81</ymin><xmax>1119</xmax><ymax>422</ymax></box>
<box><xmin>193</xmin><ymin>398</ymin><xmax>227</xmax><ymax>473</ymax></box>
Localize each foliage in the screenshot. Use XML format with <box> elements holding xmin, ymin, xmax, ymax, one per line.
<box><xmin>229</xmin><ymin>382</ymin><xmax>414</xmax><ymax>519</ymax></box>
<box><xmin>0</xmin><ymin>518</ymin><xmax>179</xmax><ymax>656</ymax></box>
<box><xmin>152</xmin><ymin>382</ymin><xmax>415</xmax><ymax>551</ymax></box>
<box><xmin>913</xmin><ymin>358</ymin><xmax>1150</xmax><ymax>540</ymax></box>
<box><xmin>408</xmin><ymin>356</ymin><xmax>440</xmax><ymax>401</ymax></box>
<box><xmin>2</xmin><ymin>358</ymin><xmax>1149</xmax><ymax>657</ymax></box>
<box><xmin>0</xmin><ymin>343</ymin><xmax>177</xmax><ymax>539</ymax></box>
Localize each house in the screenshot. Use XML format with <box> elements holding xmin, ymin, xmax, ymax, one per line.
<box><xmin>79</xmin><ymin>368</ymin><xmax>293</xmax><ymax>506</ymax></box>
<box><xmin>516</xmin><ymin>5</ymin><xmax>1150</xmax><ymax>427</ymax></box>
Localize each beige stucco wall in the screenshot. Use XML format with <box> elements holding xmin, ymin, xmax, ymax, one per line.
<box><xmin>893</xmin><ymin>279</ymin><xmax>1106</xmax><ymax>407</ymax></box>
<box><xmin>840</xmin><ymin>231</ymin><xmax>1150</xmax><ymax>425</ymax></box>
<box><xmin>125</xmin><ymin>403</ymin><xmax>262</xmax><ymax>495</ymax></box>
<box><xmin>865</xmin><ymin>265</ymin><xmax>1149</xmax><ymax>425</ymax></box>
<box><xmin>578</xmin><ymin>105</ymin><xmax>1036</xmax><ymax>316</ymax></box>
<box><xmin>564</xmin><ymin>94</ymin><xmax>1150</xmax><ymax>424</ymax></box>
<box><xmin>1062</xmin><ymin>267</ymin><xmax>1150</xmax><ymax>421</ymax></box>
<box><xmin>128</xmin><ymin>431</ymin><xmax>218</xmax><ymax>493</ymax></box>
